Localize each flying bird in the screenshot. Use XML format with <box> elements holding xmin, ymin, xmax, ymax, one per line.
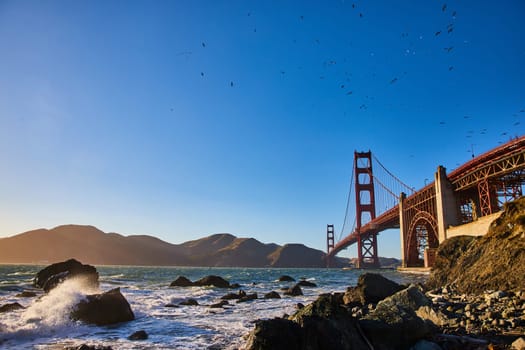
<box><xmin>444</xmin><ymin>47</ymin><xmax>454</xmax><ymax>52</ymax></box>
<box><xmin>201</xmin><ymin>72</ymin><xmax>204</xmax><ymax>77</ymax></box>
<box><xmin>359</xmin><ymin>13</ymin><xmax>363</xmax><ymax>18</ymax></box>
<box><xmin>439</xmin><ymin>121</ymin><xmax>446</xmax><ymax>125</ymax></box>
<box><xmin>230</xmin><ymin>81</ymin><xmax>234</xmax><ymax>87</ymax></box>
<box><xmin>442</xmin><ymin>4</ymin><xmax>447</xmax><ymax>11</ymax></box>
<box><xmin>202</xmin><ymin>42</ymin><xmax>206</xmax><ymax>48</ymax></box>
<box><xmin>448</xmin><ymin>26</ymin><xmax>454</xmax><ymax>34</ymax></box>
<box><xmin>448</xmin><ymin>66</ymin><xmax>454</xmax><ymax>71</ymax></box>
<box><xmin>435</xmin><ymin>31</ymin><xmax>442</xmax><ymax>36</ymax></box>
<box><xmin>514</xmin><ymin>122</ymin><xmax>521</xmax><ymax>126</ymax></box>
<box><xmin>347</xmin><ymin>91</ymin><xmax>353</xmax><ymax>95</ymax></box>
<box><xmin>352</xmin><ymin>3</ymin><xmax>356</xmax><ymax>9</ymax></box>
<box><xmin>390</xmin><ymin>78</ymin><xmax>398</xmax><ymax>84</ymax></box>
<box><xmin>452</xmin><ymin>11</ymin><xmax>457</xmax><ymax>17</ymax></box>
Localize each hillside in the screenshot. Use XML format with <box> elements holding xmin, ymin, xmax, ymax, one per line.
<box><xmin>427</xmin><ymin>197</ymin><xmax>525</xmax><ymax>293</ymax></box>
<box><xmin>0</xmin><ymin>224</ymin><xmax>344</xmax><ymax>267</ymax></box>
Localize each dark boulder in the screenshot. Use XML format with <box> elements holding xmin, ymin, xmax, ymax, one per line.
<box><xmin>65</xmin><ymin>345</ymin><xmax>113</xmax><ymax>350</ymax></box>
<box><xmin>245</xmin><ymin>318</ymin><xmax>303</xmax><ymax>350</ymax></box>
<box><xmin>179</xmin><ymin>298</ymin><xmax>199</xmax><ymax>306</ymax></box>
<box><xmin>170</xmin><ymin>276</ymin><xmax>194</xmax><ymax>287</ymax></box>
<box><xmin>278</xmin><ymin>275</ymin><xmax>295</xmax><ymax>282</ymax></box>
<box><xmin>237</xmin><ymin>293</ymin><xmax>258</xmax><ymax>303</ymax></box>
<box><xmin>246</xmin><ymin>293</ymin><xmax>369</xmax><ymax>350</ymax></box>
<box><xmin>221</xmin><ymin>290</ymin><xmax>246</xmax><ymax>300</ymax></box>
<box><xmin>210</xmin><ymin>300</ymin><xmax>229</xmax><ymax>308</ymax></box>
<box><xmin>359</xmin><ymin>285</ymin><xmax>432</xmax><ymax>350</ymax></box>
<box><xmin>343</xmin><ymin>272</ymin><xmax>404</xmax><ymax>305</ymax></box>
<box><xmin>194</xmin><ymin>275</ymin><xmax>231</xmax><ymax>288</ymax></box>
<box><xmin>128</xmin><ymin>330</ymin><xmax>148</xmax><ymax>340</ymax></box>
<box><xmin>0</xmin><ymin>302</ymin><xmax>25</xmax><ymax>313</ymax></box>
<box><xmin>16</xmin><ymin>291</ymin><xmax>37</xmax><ymax>298</ymax></box>
<box><xmin>297</xmin><ymin>280</ymin><xmax>317</xmax><ymax>287</ymax></box>
<box><xmin>71</xmin><ymin>288</ymin><xmax>134</xmax><ymax>326</ymax></box>
<box><xmin>284</xmin><ymin>284</ymin><xmax>303</xmax><ymax>296</ymax></box>
<box><xmin>264</xmin><ymin>291</ymin><xmax>281</xmax><ymax>299</ymax></box>
<box><xmin>34</xmin><ymin>259</ymin><xmax>99</xmax><ymax>292</ymax></box>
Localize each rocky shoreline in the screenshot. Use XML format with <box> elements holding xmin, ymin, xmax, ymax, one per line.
<box><xmin>244</xmin><ymin>273</ymin><xmax>525</xmax><ymax>350</ymax></box>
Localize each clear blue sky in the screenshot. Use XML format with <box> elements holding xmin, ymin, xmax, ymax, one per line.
<box><xmin>1</xmin><ymin>1</ymin><xmax>524</xmax><ymax>259</ymax></box>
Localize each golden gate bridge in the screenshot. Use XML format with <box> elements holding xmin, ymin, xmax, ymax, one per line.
<box><xmin>326</xmin><ymin>135</ymin><xmax>525</xmax><ymax>268</ymax></box>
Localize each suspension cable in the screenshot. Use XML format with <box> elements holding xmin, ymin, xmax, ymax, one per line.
<box><xmin>373</xmin><ymin>155</ymin><xmax>415</xmax><ymax>193</ymax></box>
<box><xmin>338</xmin><ymin>161</ymin><xmax>355</xmax><ymax>242</ymax></box>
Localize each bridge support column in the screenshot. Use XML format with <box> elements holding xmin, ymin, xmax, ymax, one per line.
<box><xmin>435</xmin><ymin>166</ymin><xmax>459</xmax><ymax>243</ymax></box>
<box><xmin>399</xmin><ymin>192</ymin><xmax>407</xmax><ymax>267</ymax></box>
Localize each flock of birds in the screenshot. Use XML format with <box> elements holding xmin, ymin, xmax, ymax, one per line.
<box><xmin>173</xmin><ymin>2</ymin><xmax>523</xmax><ymax>158</ymax></box>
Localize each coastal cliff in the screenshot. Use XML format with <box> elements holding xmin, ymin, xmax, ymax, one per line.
<box><xmin>427</xmin><ymin>196</ymin><xmax>525</xmax><ymax>293</ymax></box>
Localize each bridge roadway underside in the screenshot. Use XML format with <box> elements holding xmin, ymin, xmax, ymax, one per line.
<box><xmin>328</xmin><ymin>206</ymin><xmax>399</xmax><ymax>260</ymax></box>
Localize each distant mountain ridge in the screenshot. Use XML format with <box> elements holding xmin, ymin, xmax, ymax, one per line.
<box><xmin>0</xmin><ymin>225</ymin><xmax>343</xmax><ymax>267</ymax></box>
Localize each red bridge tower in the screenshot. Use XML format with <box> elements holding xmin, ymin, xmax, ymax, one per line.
<box><xmin>354</xmin><ymin>151</ymin><xmax>379</xmax><ymax>268</ymax></box>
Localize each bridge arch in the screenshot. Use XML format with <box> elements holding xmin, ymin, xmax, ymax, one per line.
<box><xmin>405</xmin><ymin>211</ymin><xmax>438</xmax><ymax>267</ymax></box>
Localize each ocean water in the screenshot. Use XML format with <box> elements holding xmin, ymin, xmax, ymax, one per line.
<box><xmin>0</xmin><ymin>265</ymin><xmax>427</xmax><ymax>349</ymax></box>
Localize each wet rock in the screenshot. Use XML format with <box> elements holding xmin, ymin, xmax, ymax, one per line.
<box><xmin>230</xmin><ymin>283</ymin><xmax>241</xmax><ymax>288</ymax></box>
<box><xmin>194</xmin><ymin>275</ymin><xmax>231</xmax><ymax>288</ymax></box>
<box><xmin>238</xmin><ymin>293</ymin><xmax>258</xmax><ymax>303</ymax></box>
<box><xmin>179</xmin><ymin>298</ymin><xmax>199</xmax><ymax>306</ymax></box>
<box><xmin>170</xmin><ymin>275</ymin><xmax>235</xmax><ymax>288</ymax></box>
<box><xmin>65</xmin><ymin>345</ymin><xmax>113</xmax><ymax>350</ymax></box>
<box><xmin>297</xmin><ymin>280</ymin><xmax>317</xmax><ymax>287</ymax></box>
<box><xmin>210</xmin><ymin>300</ymin><xmax>229</xmax><ymax>308</ymax></box>
<box><xmin>71</xmin><ymin>288</ymin><xmax>134</xmax><ymax>326</ymax></box>
<box><xmin>128</xmin><ymin>330</ymin><xmax>148</xmax><ymax>340</ymax></box>
<box><xmin>0</xmin><ymin>302</ymin><xmax>24</xmax><ymax>313</ymax></box>
<box><xmin>170</xmin><ymin>276</ymin><xmax>194</xmax><ymax>287</ymax></box>
<box><xmin>264</xmin><ymin>291</ymin><xmax>281</xmax><ymax>299</ymax></box>
<box><xmin>164</xmin><ymin>303</ymin><xmax>179</xmax><ymax>308</ymax></box>
<box><xmin>34</xmin><ymin>259</ymin><xmax>99</xmax><ymax>292</ymax></box>
<box><xmin>278</xmin><ymin>275</ymin><xmax>295</xmax><ymax>282</ymax></box>
<box><xmin>16</xmin><ymin>291</ymin><xmax>37</xmax><ymax>298</ymax></box>
<box><xmin>359</xmin><ymin>285</ymin><xmax>432</xmax><ymax>350</ymax></box>
<box><xmin>284</xmin><ymin>284</ymin><xmax>303</xmax><ymax>296</ymax></box>
<box><xmin>221</xmin><ymin>290</ymin><xmax>246</xmax><ymax>300</ymax></box>
<box><xmin>343</xmin><ymin>273</ymin><xmax>404</xmax><ymax>305</ymax></box>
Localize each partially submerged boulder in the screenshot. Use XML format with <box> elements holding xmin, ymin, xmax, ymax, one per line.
<box><xmin>169</xmin><ymin>275</ymin><xmax>234</xmax><ymax>288</ymax></box>
<box><xmin>170</xmin><ymin>276</ymin><xmax>194</xmax><ymax>287</ymax></box>
<box><xmin>277</xmin><ymin>275</ymin><xmax>295</xmax><ymax>282</ymax></box>
<box><xmin>194</xmin><ymin>275</ymin><xmax>231</xmax><ymax>288</ymax></box>
<box><xmin>34</xmin><ymin>259</ymin><xmax>99</xmax><ymax>292</ymax></box>
<box><xmin>71</xmin><ymin>288</ymin><xmax>134</xmax><ymax>326</ymax></box>
<box><xmin>0</xmin><ymin>302</ymin><xmax>25</xmax><ymax>313</ymax></box>
<box><xmin>284</xmin><ymin>284</ymin><xmax>303</xmax><ymax>296</ymax></box>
